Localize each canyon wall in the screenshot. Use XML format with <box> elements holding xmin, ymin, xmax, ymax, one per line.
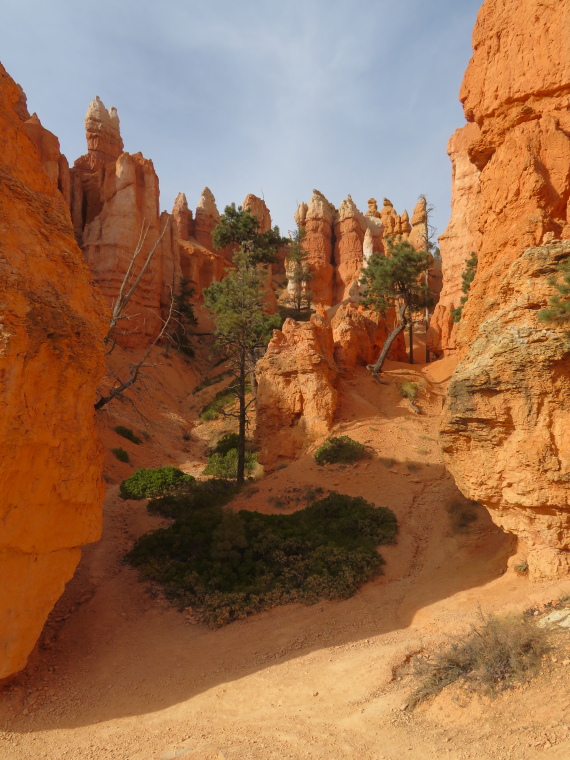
<box><xmin>440</xmin><ymin>0</ymin><xmax>570</xmax><ymax>578</ymax></box>
<box><xmin>427</xmin><ymin>123</ymin><xmax>482</xmax><ymax>356</ymax></box>
<box><xmin>0</xmin><ymin>65</ymin><xmax>106</xmax><ymax>679</ymax></box>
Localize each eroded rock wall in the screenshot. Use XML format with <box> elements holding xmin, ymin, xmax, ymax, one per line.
<box><xmin>0</xmin><ymin>64</ymin><xmax>106</xmax><ymax>678</ymax></box>
<box><xmin>427</xmin><ymin>123</ymin><xmax>482</xmax><ymax>356</ymax></box>
<box><xmin>255</xmin><ymin>308</ymin><xmax>338</xmax><ymax>467</ymax></box>
<box><xmin>440</xmin><ymin>0</ymin><xmax>570</xmax><ymax>579</ymax></box>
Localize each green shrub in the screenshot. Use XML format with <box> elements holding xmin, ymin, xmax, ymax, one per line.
<box><xmin>409</xmin><ymin>613</ymin><xmax>550</xmax><ymax>708</ymax></box>
<box><xmin>147</xmin><ymin>478</ymin><xmax>240</xmax><ymax>520</ymax></box>
<box><xmin>128</xmin><ymin>492</ymin><xmax>398</xmax><ymax>627</ymax></box>
<box><xmin>203</xmin><ymin>448</ymin><xmax>258</xmax><ymax>478</ymax></box>
<box><xmin>200</xmin><ymin>379</ymin><xmax>241</xmax><ymax>421</ymax></box>
<box><xmin>112</xmin><ymin>447</ymin><xmax>130</xmax><ymax>463</ymax></box>
<box><xmin>119</xmin><ymin>467</ymin><xmax>195</xmax><ymax>500</ymax></box>
<box><xmin>114</xmin><ymin>426</ymin><xmax>142</xmax><ymax>445</ymax></box>
<box><xmin>314</xmin><ymin>436</ymin><xmax>371</xmax><ymax>466</ymax></box>
<box><xmin>213</xmin><ymin>432</ymin><xmax>241</xmax><ymax>456</ymax></box>
<box><xmin>399</xmin><ymin>382</ymin><xmax>418</xmax><ymax>402</ymax></box>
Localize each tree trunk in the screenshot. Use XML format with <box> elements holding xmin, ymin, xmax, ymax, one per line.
<box><xmin>408</xmin><ymin>321</ymin><xmax>414</xmax><ymax>364</ymax></box>
<box><xmin>369</xmin><ymin>322</ymin><xmax>406</xmax><ymax>376</ymax></box>
<box><xmin>237</xmin><ymin>350</ymin><xmax>246</xmax><ymax>485</ymax></box>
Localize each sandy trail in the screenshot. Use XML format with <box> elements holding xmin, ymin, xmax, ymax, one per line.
<box><xmin>1</xmin><ymin>357</ymin><xmax>569</xmax><ymax>760</ymax></box>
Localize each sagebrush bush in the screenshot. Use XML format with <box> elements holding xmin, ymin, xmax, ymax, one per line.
<box><xmin>112</xmin><ymin>447</ymin><xmax>130</xmax><ymax>463</ymax></box>
<box><xmin>409</xmin><ymin>612</ymin><xmax>550</xmax><ymax>708</ymax></box>
<box><xmin>114</xmin><ymin>426</ymin><xmax>142</xmax><ymax>445</ymax></box>
<box><xmin>119</xmin><ymin>466</ymin><xmax>195</xmax><ymax>500</ymax></box>
<box><xmin>314</xmin><ymin>436</ymin><xmax>371</xmax><ymax>466</ymax></box>
<box><xmin>399</xmin><ymin>382</ymin><xmax>418</xmax><ymax>402</ymax></box>
<box><xmin>128</xmin><ymin>491</ymin><xmax>398</xmax><ymax>627</ymax></box>
<box><xmin>203</xmin><ymin>448</ymin><xmax>258</xmax><ymax>478</ymax></box>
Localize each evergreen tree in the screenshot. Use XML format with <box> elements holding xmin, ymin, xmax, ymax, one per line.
<box><xmin>204</xmin><ymin>252</ymin><xmax>279</xmax><ymax>485</ymax></box>
<box><xmin>539</xmin><ymin>257</ymin><xmax>570</xmax><ymax>325</ymax></box>
<box><xmin>451</xmin><ymin>252</ymin><xmax>478</xmax><ymax>323</ymax></box>
<box><xmin>360</xmin><ymin>238</ymin><xmax>433</xmax><ymax>377</ymax></box>
<box><xmin>212</xmin><ymin>202</ymin><xmax>284</xmax><ymax>265</ymax></box>
<box><xmin>285</xmin><ymin>226</ymin><xmax>314</xmax><ymax>319</ymax></box>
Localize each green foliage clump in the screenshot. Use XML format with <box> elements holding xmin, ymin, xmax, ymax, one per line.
<box><xmin>213</xmin><ymin>432</ymin><xmax>241</xmax><ymax>456</ymax></box>
<box><xmin>203</xmin><ymin>448</ymin><xmax>258</xmax><ymax>479</ymax></box>
<box><xmin>200</xmin><ymin>379</ymin><xmax>242</xmax><ymax>421</ymax></box>
<box><xmin>539</xmin><ymin>257</ymin><xmax>570</xmax><ymax>326</ymax></box>
<box><xmin>211</xmin><ymin>202</ymin><xmax>285</xmax><ymax>265</ymax></box>
<box><xmin>128</xmin><ymin>492</ymin><xmax>398</xmax><ymax>627</ymax></box>
<box><xmin>112</xmin><ymin>447</ymin><xmax>130</xmax><ymax>463</ymax></box>
<box><xmin>119</xmin><ymin>466</ymin><xmax>195</xmax><ymax>500</ymax></box>
<box><xmin>285</xmin><ymin>226</ymin><xmax>314</xmax><ymax>319</ymax></box>
<box><xmin>147</xmin><ymin>478</ymin><xmax>240</xmax><ymax>520</ymax></box>
<box><xmin>169</xmin><ymin>277</ymin><xmax>198</xmax><ymax>357</ymax></box>
<box><xmin>114</xmin><ymin>426</ymin><xmax>142</xmax><ymax>445</ymax></box>
<box><xmin>399</xmin><ymin>382</ymin><xmax>419</xmax><ymax>402</ymax></box>
<box><xmin>409</xmin><ymin>613</ymin><xmax>550</xmax><ymax>708</ymax></box>
<box><xmin>451</xmin><ymin>252</ymin><xmax>478</xmax><ymax>322</ymax></box>
<box><xmin>314</xmin><ymin>436</ymin><xmax>371</xmax><ymax>466</ymax></box>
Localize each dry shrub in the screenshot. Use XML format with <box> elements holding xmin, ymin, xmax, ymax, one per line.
<box><xmin>446</xmin><ymin>498</ymin><xmax>479</xmax><ymax>533</ymax></box>
<box><xmin>409</xmin><ymin>612</ymin><xmax>551</xmax><ymax>708</ymax></box>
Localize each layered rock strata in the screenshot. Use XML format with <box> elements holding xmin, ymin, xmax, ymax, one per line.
<box><xmin>441</xmin><ymin>243</ymin><xmax>570</xmax><ymax>579</ymax></box>
<box><xmin>71</xmin><ymin>98</ymin><xmax>181</xmax><ymax>348</ymax></box>
<box><xmin>440</xmin><ymin>0</ymin><xmax>570</xmax><ymax>579</ymax></box>
<box><xmin>255</xmin><ymin>308</ymin><xmax>338</xmax><ymax>467</ymax></box>
<box><xmin>0</xmin><ymin>64</ymin><xmax>106</xmax><ymax>678</ymax></box>
<box><xmin>427</xmin><ymin>124</ymin><xmax>482</xmax><ymax>356</ymax></box>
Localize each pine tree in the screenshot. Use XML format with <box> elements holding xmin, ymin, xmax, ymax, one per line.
<box><xmin>285</xmin><ymin>226</ymin><xmax>314</xmax><ymax>319</ymax></box>
<box><xmin>168</xmin><ymin>277</ymin><xmax>198</xmax><ymax>357</ymax></box>
<box><xmin>205</xmin><ymin>205</ymin><xmax>284</xmax><ymax>484</ymax></box>
<box><xmin>212</xmin><ymin>202</ymin><xmax>284</xmax><ymax>265</ymax></box>
<box><xmin>451</xmin><ymin>252</ymin><xmax>478</xmax><ymax>323</ymax></box>
<box><xmin>360</xmin><ymin>238</ymin><xmax>433</xmax><ymax>377</ymax></box>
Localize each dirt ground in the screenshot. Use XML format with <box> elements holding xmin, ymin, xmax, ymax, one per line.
<box><xmin>1</xmin><ymin>347</ymin><xmax>570</xmax><ymax>760</ymax></box>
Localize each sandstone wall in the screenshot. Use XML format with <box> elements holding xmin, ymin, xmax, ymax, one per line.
<box><xmin>255</xmin><ymin>308</ymin><xmax>338</xmax><ymax>467</ymax></box>
<box><xmin>441</xmin><ymin>243</ymin><xmax>570</xmax><ymax>578</ymax></box>
<box><xmin>0</xmin><ymin>64</ymin><xmax>106</xmax><ymax>678</ymax></box>
<box><xmin>427</xmin><ymin>123</ymin><xmax>482</xmax><ymax>356</ymax></box>
<box><xmin>439</xmin><ymin>0</ymin><xmax>570</xmax><ymax>579</ymax></box>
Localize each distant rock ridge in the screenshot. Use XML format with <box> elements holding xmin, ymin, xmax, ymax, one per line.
<box><xmin>293</xmin><ymin>190</ymin><xmax>431</xmax><ymax>308</ymax></box>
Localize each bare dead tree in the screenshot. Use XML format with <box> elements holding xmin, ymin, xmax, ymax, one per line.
<box><xmin>105</xmin><ymin>218</ymin><xmax>170</xmax><ymax>348</ymax></box>
<box><xmin>95</xmin><ymin>293</ymin><xmax>175</xmax><ymax>411</ymax></box>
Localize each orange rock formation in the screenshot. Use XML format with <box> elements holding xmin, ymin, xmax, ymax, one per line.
<box><xmin>255</xmin><ymin>308</ymin><xmax>339</xmax><ymax>467</ymax></box>
<box><xmin>441</xmin><ymin>243</ymin><xmax>570</xmax><ymax>579</ymax></box>
<box><xmin>0</xmin><ymin>64</ymin><xmax>106</xmax><ymax>679</ymax></box>
<box><xmin>427</xmin><ymin>123</ymin><xmax>482</xmax><ymax>356</ymax></box>
<box><xmin>440</xmin><ymin>0</ymin><xmax>570</xmax><ymax>579</ymax></box>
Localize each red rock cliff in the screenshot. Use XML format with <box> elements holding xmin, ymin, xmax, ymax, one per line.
<box><xmin>440</xmin><ymin>0</ymin><xmax>570</xmax><ymax>579</ymax></box>
<box><xmin>0</xmin><ymin>64</ymin><xmax>106</xmax><ymax>678</ymax></box>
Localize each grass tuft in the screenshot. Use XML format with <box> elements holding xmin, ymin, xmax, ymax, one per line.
<box><xmin>409</xmin><ymin>612</ymin><xmax>551</xmax><ymax>708</ymax></box>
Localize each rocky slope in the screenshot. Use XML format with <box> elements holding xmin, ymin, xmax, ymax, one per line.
<box><xmin>439</xmin><ymin>0</ymin><xmax>570</xmax><ymax>578</ymax></box>
<box><xmin>0</xmin><ymin>64</ymin><xmax>106</xmax><ymax>679</ymax></box>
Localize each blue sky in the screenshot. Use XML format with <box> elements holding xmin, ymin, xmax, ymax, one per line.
<box><xmin>1</xmin><ymin>0</ymin><xmax>482</xmax><ymax>239</ymax></box>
